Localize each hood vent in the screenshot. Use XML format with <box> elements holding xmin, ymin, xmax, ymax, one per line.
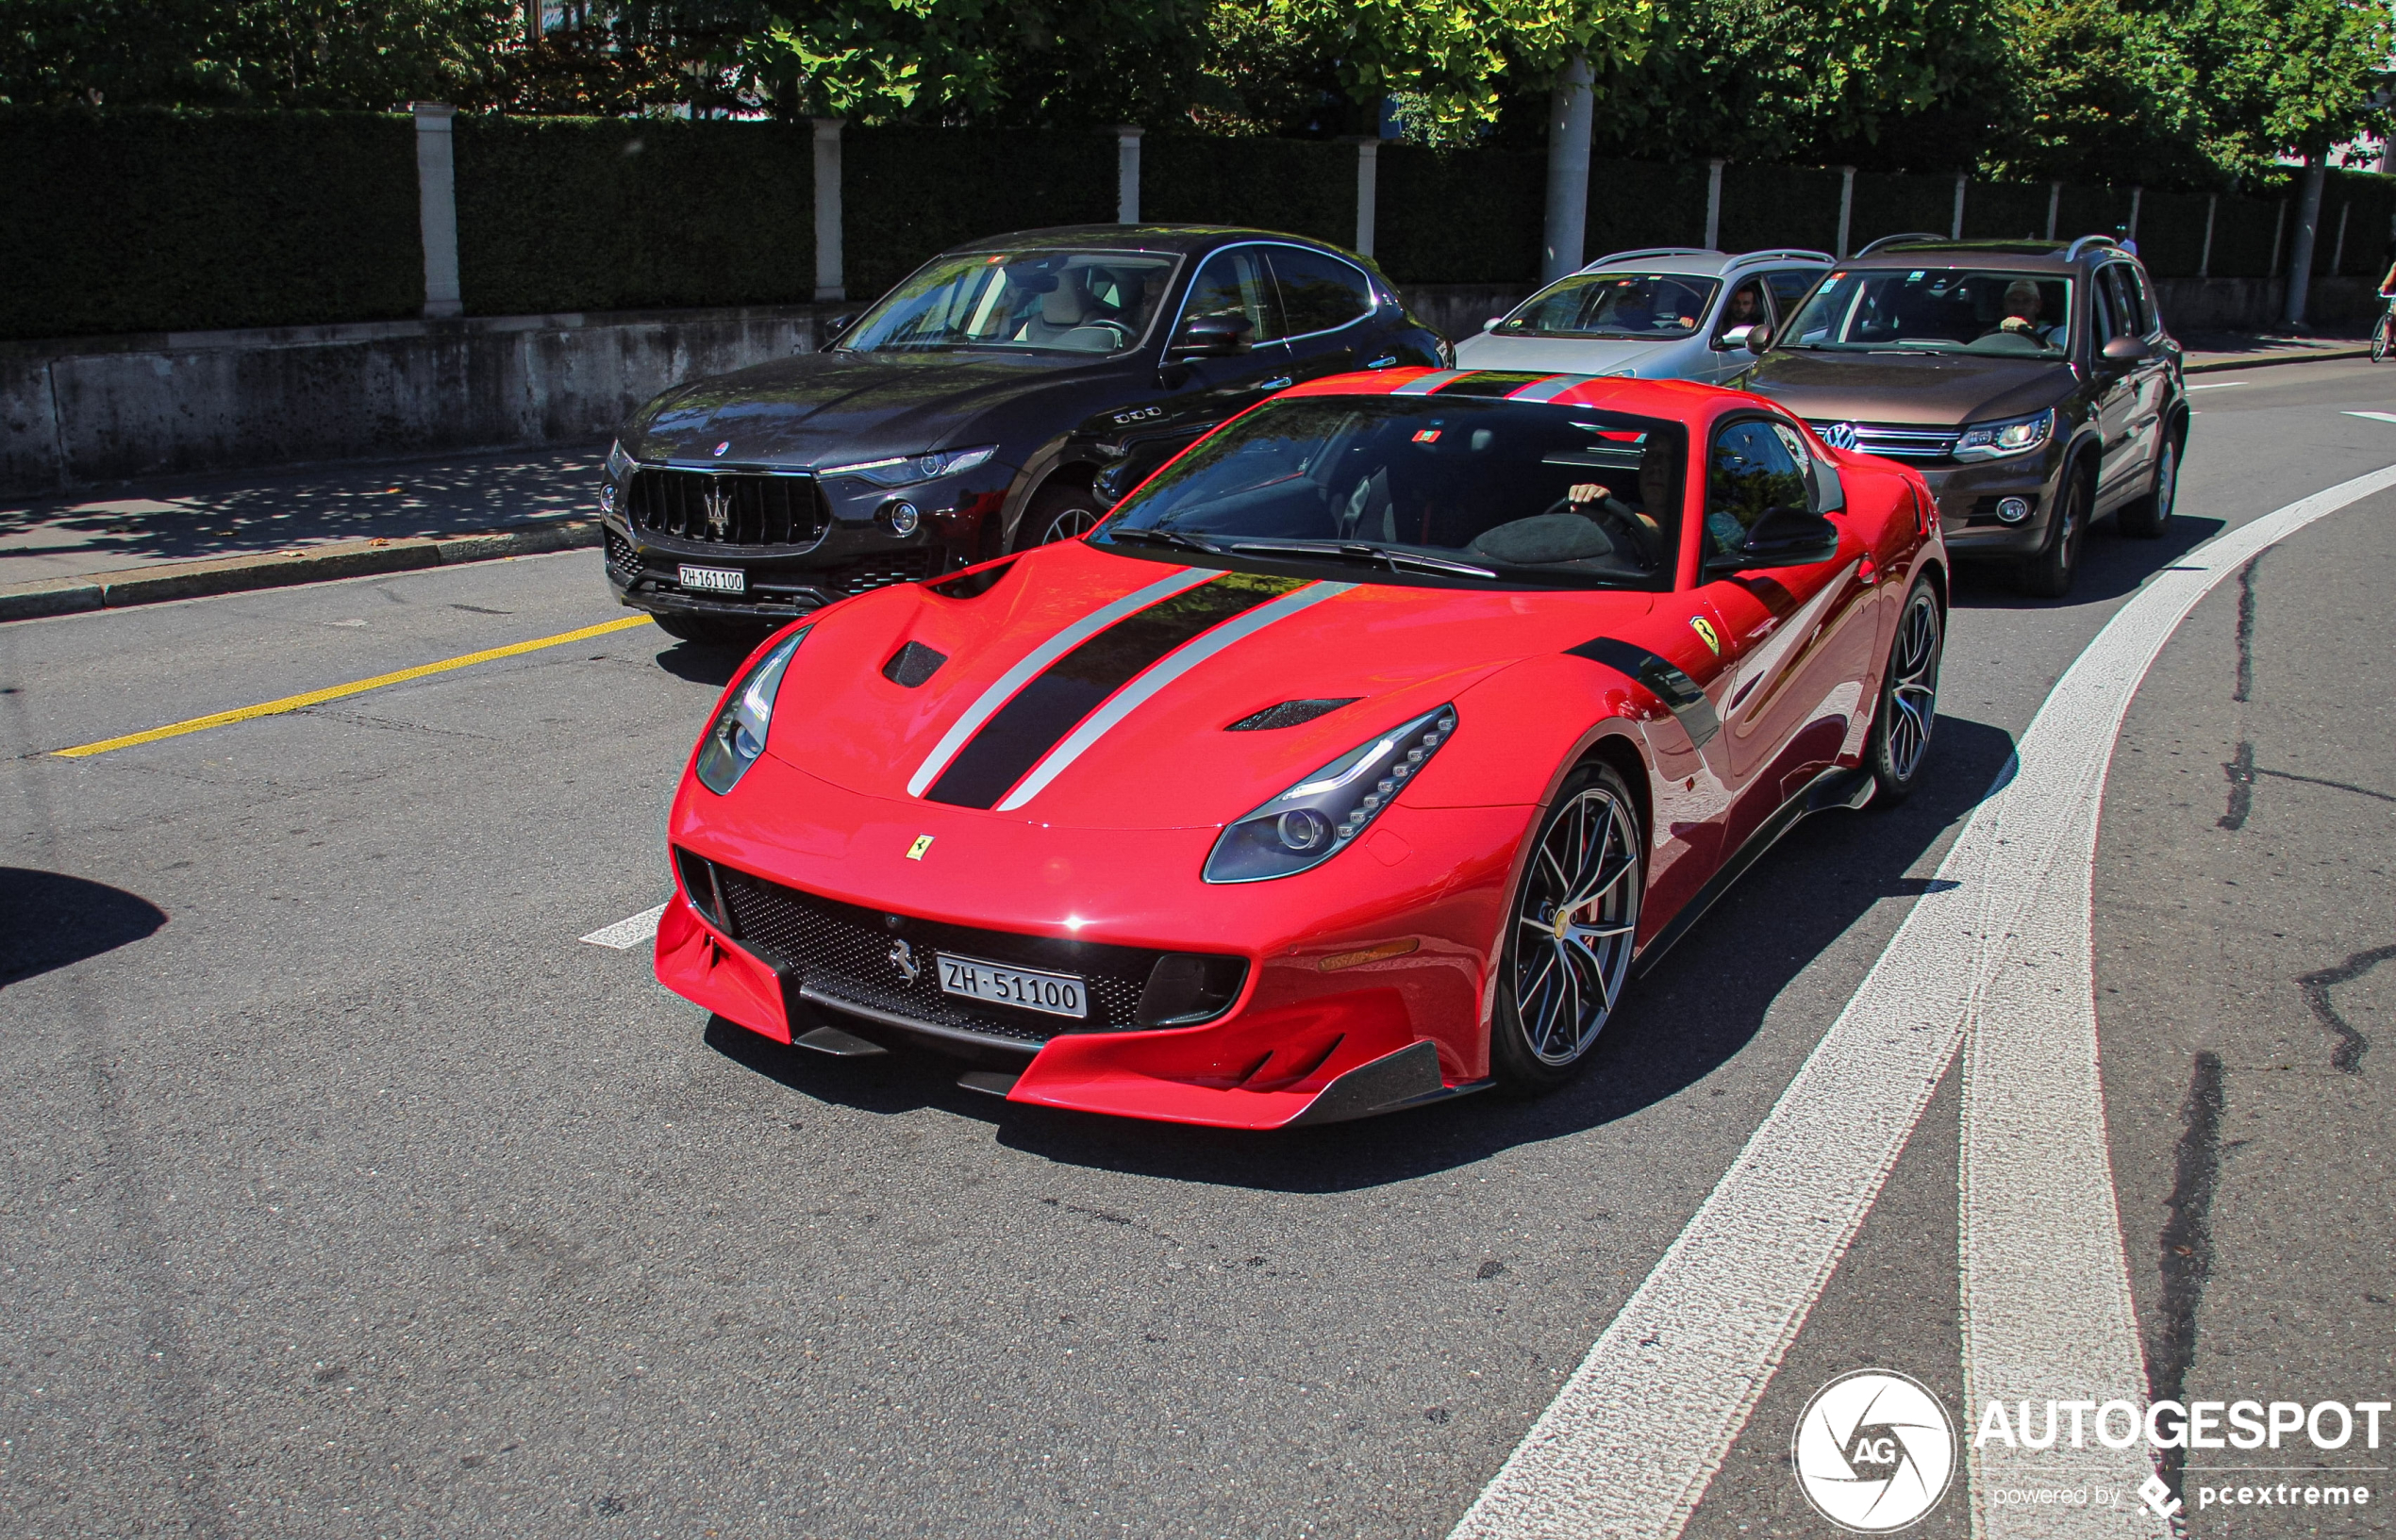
<box><xmin>926</xmin><ymin>559</ymin><xmax>1015</xmax><ymax>600</ymax></box>
<box><xmin>1226</xmin><ymin>698</ymin><xmax>1360</xmax><ymax>732</ymax></box>
<box><xmin>881</xmin><ymin>641</ymin><xmax>948</xmax><ymax>688</ymax></box>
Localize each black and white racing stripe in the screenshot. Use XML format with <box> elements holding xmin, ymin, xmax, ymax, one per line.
<box><xmin>1394</xmin><ymin>369</ymin><xmax>1601</xmax><ymax>401</ymax></box>
<box><xmin>914</xmin><ymin>571</ymin><xmax>1353</xmax><ymax>811</ymax></box>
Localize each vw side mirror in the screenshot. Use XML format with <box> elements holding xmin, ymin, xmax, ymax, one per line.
<box><xmin>1169</xmin><ymin>315</ymin><xmax>1253</xmax><ymax>358</ymax></box>
<box><xmin>1708</xmin><ymin>505</ymin><xmax>1839</xmax><ymax>571</ymax></box>
<box><xmin>2100</xmin><ymin>335</ymin><xmax>2149</xmax><ymax>365</ymax></box>
<box><xmin>1743</xmin><ymin>323</ymin><xmax>1774</xmax><ymax>356</ymax></box>
<box><xmin>1714</xmin><ymin>323</ymin><xmax>1756</xmax><ymax>352</ymax></box>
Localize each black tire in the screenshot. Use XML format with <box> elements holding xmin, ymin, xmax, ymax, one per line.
<box><xmin>1867</xmin><ymin>578</ymin><xmax>1942</xmax><ymax>803</ymax></box>
<box><xmin>2016</xmin><ymin>463</ymin><xmax>2089</xmax><ymax>598</ymax></box>
<box><xmin>651</xmin><ymin>612</ymin><xmax>773</xmax><ymax>649</ymax></box>
<box><xmin>1013</xmin><ymin>481</ymin><xmax>1106</xmax><ymax>551</ymax></box>
<box><xmin>2374</xmin><ymin>313</ymin><xmax>2391</xmax><ymax>364</ymax></box>
<box><xmin>1489</xmin><ymin>760</ymin><xmax>1644</xmax><ymax>1096</ymax></box>
<box><xmin>2116</xmin><ymin>428</ymin><xmax>2181</xmax><ymax>539</ymax></box>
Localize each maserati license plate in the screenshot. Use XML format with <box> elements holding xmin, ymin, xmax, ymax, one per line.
<box><xmin>936</xmin><ymin>953</ymin><xmax>1088</xmax><ymax>1019</ymax></box>
<box><xmin>677</xmin><ymin>564</ymin><xmax>746</xmax><ymax>594</ymax></box>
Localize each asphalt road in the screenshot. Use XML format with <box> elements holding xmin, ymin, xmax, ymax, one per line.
<box><xmin>2</xmin><ymin>356</ymin><xmax>2389</xmax><ymax>1539</ymax></box>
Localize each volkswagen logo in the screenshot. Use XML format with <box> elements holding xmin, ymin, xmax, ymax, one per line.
<box><xmin>1821</xmin><ymin>422</ymin><xmax>1860</xmax><ymax>452</ymax></box>
<box><xmin>887</xmin><ymin>937</ymin><xmax>921</xmax><ymax>985</ymax></box>
<box><xmin>701</xmin><ymin>482</ymin><xmax>732</xmax><ymax>542</ymax></box>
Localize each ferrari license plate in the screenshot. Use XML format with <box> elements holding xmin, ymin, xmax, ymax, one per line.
<box><xmin>937</xmin><ymin>953</ymin><xmax>1088</xmax><ymax>1019</ymax></box>
<box><xmin>677</xmin><ymin>564</ymin><xmax>746</xmax><ymax>594</ymax></box>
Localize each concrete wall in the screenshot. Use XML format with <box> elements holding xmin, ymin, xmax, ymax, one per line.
<box><xmin>0</xmin><ymin>306</ymin><xmax>831</xmax><ymax>495</ymax></box>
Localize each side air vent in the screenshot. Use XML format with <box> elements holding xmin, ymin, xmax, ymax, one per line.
<box><xmin>927</xmin><ymin>559</ymin><xmax>1015</xmax><ymax>600</ymax></box>
<box><xmin>1226</xmin><ymin>698</ymin><xmax>1361</xmax><ymax>732</ymax></box>
<box><xmin>882</xmin><ymin>641</ymin><xmax>948</xmax><ymax>687</ymax></box>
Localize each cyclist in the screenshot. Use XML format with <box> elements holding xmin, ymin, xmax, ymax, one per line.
<box><xmin>2376</xmin><ymin>243</ymin><xmax>2396</xmax><ymax>362</ymax></box>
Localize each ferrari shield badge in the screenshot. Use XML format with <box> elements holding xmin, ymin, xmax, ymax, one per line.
<box><xmin>1690</xmin><ymin>616</ymin><xmax>1722</xmax><ymax>655</ymax></box>
<box><xmin>906</xmin><ymin>835</ymin><xmax>934</xmax><ymax>861</ymax></box>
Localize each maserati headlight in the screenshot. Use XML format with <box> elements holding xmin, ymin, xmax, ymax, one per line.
<box><xmin>821</xmin><ymin>445</ymin><xmax>997</xmax><ymax>489</ymax></box>
<box><xmin>1953</xmin><ymin>409</ymin><xmax>2055</xmax><ymax>461</ymax></box>
<box><xmin>694</xmin><ymin>627</ymin><xmax>807</xmax><ymax>795</ymax></box>
<box><xmin>607</xmin><ymin>439</ymin><xmax>636</xmax><ymax>482</ymax></box>
<box><xmin>1203</xmin><ymin>704</ymin><xmax>1457</xmax><ymax>884</ymax></box>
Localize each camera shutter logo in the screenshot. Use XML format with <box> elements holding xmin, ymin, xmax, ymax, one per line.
<box><xmin>1792</xmin><ymin>1370</ymin><xmax>1956</xmax><ymax>1532</ymax></box>
<box><xmin>702</xmin><ymin>481</ymin><xmax>733</xmax><ymax>541</ymax></box>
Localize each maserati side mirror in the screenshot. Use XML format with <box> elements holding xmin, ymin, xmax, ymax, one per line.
<box><xmin>823</xmin><ymin>312</ymin><xmax>858</xmax><ymax>348</ymax></box>
<box><xmin>1168</xmin><ymin>315</ymin><xmax>1253</xmax><ymax>358</ymax></box>
<box><xmin>1707</xmin><ymin>505</ymin><xmax>1839</xmax><ymax>571</ymax></box>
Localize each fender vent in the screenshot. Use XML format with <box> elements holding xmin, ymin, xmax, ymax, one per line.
<box><xmin>1226</xmin><ymin>697</ymin><xmax>1360</xmax><ymax>732</ymax></box>
<box><xmin>927</xmin><ymin>559</ymin><xmax>1014</xmax><ymax>599</ymax></box>
<box><xmin>881</xmin><ymin>641</ymin><xmax>948</xmax><ymax>687</ymax></box>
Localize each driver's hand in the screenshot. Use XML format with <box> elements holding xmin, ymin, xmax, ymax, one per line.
<box><xmin>2000</xmin><ymin>316</ymin><xmax>2033</xmax><ymax>334</ymax></box>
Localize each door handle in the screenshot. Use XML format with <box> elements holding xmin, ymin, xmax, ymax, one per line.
<box><xmin>1260</xmin><ymin>376</ymin><xmax>1294</xmax><ymax>391</ymax></box>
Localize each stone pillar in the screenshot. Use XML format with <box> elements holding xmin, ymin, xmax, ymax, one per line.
<box><xmin>2269</xmin><ymin>200</ymin><xmax>2286</xmax><ymax>276</ymax></box>
<box><xmin>2331</xmin><ymin>199</ymin><xmax>2350</xmax><ymax>275</ymax></box>
<box><xmin>1541</xmin><ymin>57</ymin><xmax>1593</xmax><ymax>281</ymax></box>
<box><xmin>2045</xmin><ymin>180</ymin><xmax>2061</xmax><ymax>240</ymax></box>
<box><xmin>1705</xmin><ymin>158</ymin><xmax>1725</xmax><ymax>250</ymax></box>
<box><xmin>2199</xmin><ymin>195</ymin><xmax>2217</xmax><ymax>278</ymax></box>
<box><xmin>2125</xmin><ymin>186</ymin><xmax>2142</xmax><ymax>247</ymax></box>
<box><xmin>1835</xmin><ymin>166</ymin><xmax>1855</xmax><ymax>258</ymax></box>
<box><xmin>1116</xmin><ymin>126</ymin><xmax>1143</xmax><ymax>224</ymax></box>
<box><xmin>812</xmin><ymin>119</ymin><xmax>844</xmax><ymax>303</ymax></box>
<box><xmin>1346</xmin><ymin>137</ymin><xmax>1379</xmax><ymax>257</ymax></box>
<box><xmin>2285</xmin><ymin>158</ymin><xmax>2325</xmax><ymax>327</ymax></box>
<box><xmin>411</xmin><ymin>104</ymin><xmax>462</xmax><ymax>320</ymax></box>
<box><xmin>1950</xmin><ymin>172</ymin><xmax>1967</xmax><ymax>240</ymax></box>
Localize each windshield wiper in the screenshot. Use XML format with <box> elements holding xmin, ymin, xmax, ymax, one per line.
<box><xmin>1228</xmin><ymin>539</ymin><xmax>1497</xmax><ymax>578</ymax></box>
<box><xmin>1103</xmin><ymin>526</ymin><xmax>1221</xmax><ymax>555</ymax></box>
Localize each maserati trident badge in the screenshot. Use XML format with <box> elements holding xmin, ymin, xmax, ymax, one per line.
<box><xmin>701</xmin><ymin>482</ymin><xmax>732</xmax><ymax>541</ymax></box>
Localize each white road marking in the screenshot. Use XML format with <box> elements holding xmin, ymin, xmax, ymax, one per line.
<box><xmin>581</xmin><ymin>903</ymin><xmax>667</xmax><ymax>950</ymax></box>
<box><xmin>1450</xmin><ymin>463</ymin><xmax>2396</xmax><ymax>1540</ymax></box>
<box><xmin>2182</xmin><ymin>380</ymin><xmax>2246</xmax><ymax>390</ymax></box>
<box><xmin>2344</xmin><ymin>410</ymin><xmax>2396</xmax><ymax>424</ymax></box>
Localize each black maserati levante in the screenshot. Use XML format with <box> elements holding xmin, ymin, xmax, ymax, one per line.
<box><xmin>600</xmin><ymin>224</ymin><xmax>1448</xmax><ymax>644</ymax></box>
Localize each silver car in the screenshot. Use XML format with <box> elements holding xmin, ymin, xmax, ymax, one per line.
<box><xmin>1455</xmin><ymin>247</ymin><xmax>1833</xmax><ymax>384</ymax></box>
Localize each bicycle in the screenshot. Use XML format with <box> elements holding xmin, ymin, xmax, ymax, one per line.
<box><xmin>2375</xmin><ymin>294</ymin><xmax>2395</xmax><ymax>362</ymax></box>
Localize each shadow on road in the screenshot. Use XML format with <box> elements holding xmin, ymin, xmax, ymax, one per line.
<box><xmin>1951</xmin><ymin>513</ymin><xmax>2226</xmax><ymax>611</ymax></box>
<box><xmin>706</xmin><ymin>716</ymin><xmax>2019</xmax><ymax>1190</ymax></box>
<box><xmin>0</xmin><ymin>869</ymin><xmax>167</xmax><ymax>988</ymax></box>
<box><xmin>652</xmin><ymin>640</ymin><xmax>746</xmax><ymax>688</ymax></box>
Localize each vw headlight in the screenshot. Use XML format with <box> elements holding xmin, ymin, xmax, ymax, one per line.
<box><xmin>694</xmin><ymin>627</ymin><xmax>807</xmax><ymax>795</ymax></box>
<box><xmin>1953</xmin><ymin>409</ymin><xmax>2054</xmax><ymax>461</ymax></box>
<box><xmin>1203</xmin><ymin>704</ymin><xmax>1456</xmax><ymax>884</ymax></box>
<box><xmin>607</xmin><ymin>439</ymin><xmax>637</xmax><ymax>481</ymax></box>
<box><xmin>822</xmin><ymin>445</ymin><xmax>997</xmax><ymax>489</ymax></box>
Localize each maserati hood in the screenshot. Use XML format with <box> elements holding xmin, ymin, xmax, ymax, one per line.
<box><xmin>761</xmin><ymin>543</ymin><xmax>1652</xmax><ymax>831</ymax></box>
<box><xmin>626</xmin><ymin>350</ymin><xmax>1101</xmax><ymax>466</ymax></box>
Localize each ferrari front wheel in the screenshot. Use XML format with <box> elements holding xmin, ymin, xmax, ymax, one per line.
<box><xmin>1490</xmin><ymin>761</ymin><xmax>1644</xmax><ymax>1094</ymax></box>
<box><xmin>1867</xmin><ymin>577</ymin><xmax>1942</xmax><ymax>803</ymax></box>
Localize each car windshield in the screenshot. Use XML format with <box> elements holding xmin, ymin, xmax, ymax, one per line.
<box><xmin>1781</xmin><ymin>268</ymin><xmax>2074</xmax><ymax>356</ymax></box>
<box><xmin>1096</xmin><ymin>396</ymin><xmax>1686</xmax><ymax>591</ymax></box>
<box><xmin>840</xmin><ymin>250</ymin><xmax>1180</xmax><ymax>356</ymax></box>
<box><xmin>1496</xmin><ymin>272</ymin><xmax>1721</xmax><ymax>340</ymax></box>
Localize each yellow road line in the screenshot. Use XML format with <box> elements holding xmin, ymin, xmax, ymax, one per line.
<box><xmin>53</xmin><ymin>615</ymin><xmax>654</xmax><ymax>758</ymax></box>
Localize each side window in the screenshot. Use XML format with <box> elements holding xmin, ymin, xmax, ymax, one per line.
<box><xmin>1182</xmin><ymin>249</ymin><xmax>1285</xmax><ymax>345</ymax></box>
<box><xmin>2094</xmin><ymin>266</ymin><xmax>2135</xmax><ymax>341</ymax></box>
<box><xmin>1764</xmin><ymin>268</ymin><xmax>1823</xmax><ymax>321</ymax></box>
<box><xmin>1268</xmin><ymin>246</ymin><xmax>1374</xmax><ymax>337</ymax></box>
<box><xmin>1715</xmin><ymin>278</ymin><xmax>1770</xmax><ymax>340</ymax></box>
<box><xmin>1705</xmin><ymin>420</ymin><xmax>1811</xmax><ymax>559</ymax></box>
<box><xmin>2122</xmin><ymin>265</ymin><xmax>2157</xmax><ymax>336</ymax></box>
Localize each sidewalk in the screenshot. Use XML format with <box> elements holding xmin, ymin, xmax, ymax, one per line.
<box><xmin>2182</xmin><ymin>329</ymin><xmax>2371</xmax><ymax>372</ymax></box>
<box><xmin>0</xmin><ymin>442</ymin><xmax>605</xmax><ymax>621</ymax></box>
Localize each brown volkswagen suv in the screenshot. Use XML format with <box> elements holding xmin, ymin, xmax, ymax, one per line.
<box><xmin>1739</xmin><ymin>235</ymin><xmax>2186</xmax><ymax>596</ymax></box>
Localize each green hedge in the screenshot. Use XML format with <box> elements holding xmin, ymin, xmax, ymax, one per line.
<box><xmin>2318</xmin><ymin>169</ymin><xmax>2395</xmax><ymax>277</ymax></box>
<box><xmin>845</xmin><ymin>126</ymin><xmax>1114</xmax><ymax>302</ymax></box>
<box><xmin>1377</xmin><ymin>144</ymin><xmax>1544</xmax><ymax>283</ymax></box>
<box><xmin>0</xmin><ymin>106</ymin><xmax>419</xmax><ymax>341</ymax></box>
<box><xmin>1962</xmin><ymin>181</ymin><xmax>2051</xmax><ymax>243</ymax></box>
<box><xmin>455</xmin><ymin>116</ymin><xmax>814</xmax><ymax>315</ymax></box>
<box><xmin>1588</xmin><ymin>158</ymin><xmax>1711</xmax><ymax>257</ymax></box>
<box><xmin>1850</xmin><ymin>171</ymin><xmax>1962</xmax><ymax>252</ymax></box>
<box><xmin>1140</xmin><ymin>134</ymin><xmax>1354</xmax><ymax>247</ymax></box>
<box><xmin>1719</xmin><ymin>164</ymin><xmax>1843</xmax><ymax>257</ymax></box>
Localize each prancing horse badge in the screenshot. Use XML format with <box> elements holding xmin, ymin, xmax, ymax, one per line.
<box><xmin>1690</xmin><ymin>616</ymin><xmax>1722</xmax><ymax>655</ymax></box>
<box><xmin>906</xmin><ymin>835</ymin><xmax>934</xmax><ymax>860</ymax></box>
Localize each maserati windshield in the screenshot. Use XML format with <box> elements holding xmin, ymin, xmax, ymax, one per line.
<box><xmin>1098</xmin><ymin>397</ymin><xmax>1686</xmax><ymax>590</ymax></box>
<box><xmin>1782</xmin><ymin>268</ymin><xmax>2075</xmax><ymax>356</ymax></box>
<box><xmin>840</xmin><ymin>250</ymin><xmax>1181</xmax><ymax>356</ymax></box>
<box><xmin>1494</xmin><ymin>273</ymin><xmax>1721</xmax><ymax>339</ymax></box>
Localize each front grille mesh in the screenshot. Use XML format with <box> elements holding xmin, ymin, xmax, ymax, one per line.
<box><xmin>629</xmin><ymin>468</ymin><xmax>829</xmax><ymax>547</ymax></box>
<box><xmin>604</xmin><ymin>527</ymin><xmax>643</xmax><ymax>584</ymax></box>
<box><xmin>693</xmin><ymin>856</ymin><xmax>1169</xmax><ymax>1047</ymax></box>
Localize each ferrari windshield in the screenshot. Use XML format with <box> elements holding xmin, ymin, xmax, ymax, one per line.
<box><xmin>840</xmin><ymin>250</ymin><xmax>1180</xmax><ymax>355</ymax></box>
<box><xmin>1495</xmin><ymin>273</ymin><xmax>1721</xmax><ymax>339</ymax></box>
<box><xmin>1781</xmin><ymin>268</ymin><xmax>2074</xmax><ymax>356</ymax></box>
<box><xmin>1097</xmin><ymin>396</ymin><xmax>1687</xmax><ymax>590</ymax></box>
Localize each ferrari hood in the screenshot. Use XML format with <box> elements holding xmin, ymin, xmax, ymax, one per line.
<box><xmin>764</xmin><ymin>544</ymin><xmax>1653</xmax><ymax>831</ymax></box>
<box><xmin>627</xmin><ymin>349</ymin><xmax>1101</xmax><ymax>466</ymax></box>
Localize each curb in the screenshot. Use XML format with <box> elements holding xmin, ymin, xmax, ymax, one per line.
<box><xmin>0</xmin><ymin>518</ymin><xmax>600</xmax><ymax>624</ymax></box>
<box><xmin>2186</xmin><ymin>346</ymin><xmax>2370</xmax><ymax>373</ymax></box>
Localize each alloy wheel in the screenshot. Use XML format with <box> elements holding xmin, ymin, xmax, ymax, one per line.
<box><xmin>1886</xmin><ymin>591</ymin><xmax>1940</xmax><ymax>782</ymax></box>
<box><xmin>1040</xmin><ymin>505</ymin><xmax>1103</xmax><ymax>544</ymax></box>
<box><xmin>1510</xmin><ymin>785</ymin><xmax>1641</xmax><ymax>1067</ymax></box>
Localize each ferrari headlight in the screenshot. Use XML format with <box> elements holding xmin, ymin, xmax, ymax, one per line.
<box><xmin>1203</xmin><ymin>704</ymin><xmax>1457</xmax><ymax>884</ymax></box>
<box><xmin>693</xmin><ymin>627</ymin><xmax>807</xmax><ymax>795</ymax></box>
<box><xmin>1953</xmin><ymin>409</ymin><xmax>2054</xmax><ymax>461</ymax></box>
<box><xmin>607</xmin><ymin>439</ymin><xmax>636</xmax><ymax>482</ymax></box>
<box><xmin>821</xmin><ymin>445</ymin><xmax>996</xmax><ymax>489</ymax></box>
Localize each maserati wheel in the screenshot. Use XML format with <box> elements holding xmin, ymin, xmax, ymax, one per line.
<box><xmin>1016</xmin><ymin>482</ymin><xmax>1106</xmax><ymax>550</ymax></box>
<box><xmin>1868</xmin><ymin>578</ymin><xmax>1942</xmax><ymax>802</ymax></box>
<box><xmin>1491</xmin><ymin>761</ymin><xmax>1643</xmax><ymax>1092</ymax></box>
